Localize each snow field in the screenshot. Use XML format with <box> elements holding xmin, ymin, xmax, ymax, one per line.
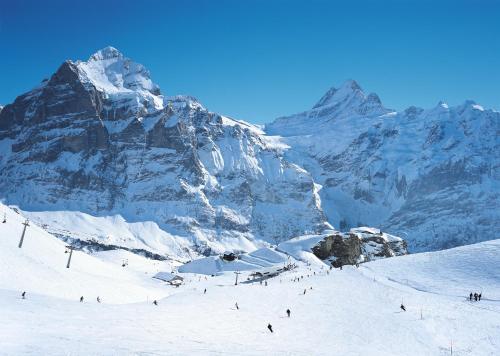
<box><xmin>1</xmin><ymin>203</ymin><xmax>499</xmax><ymax>355</ymax></box>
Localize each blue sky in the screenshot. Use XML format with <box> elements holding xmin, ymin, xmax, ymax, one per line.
<box><xmin>1</xmin><ymin>0</ymin><xmax>499</xmax><ymax>123</ymax></box>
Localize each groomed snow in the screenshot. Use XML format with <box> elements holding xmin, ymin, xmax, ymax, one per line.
<box><xmin>1</xmin><ymin>204</ymin><xmax>499</xmax><ymax>355</ymax></box>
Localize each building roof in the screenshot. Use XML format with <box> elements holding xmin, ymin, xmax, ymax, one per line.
<box><xmin>153</xmin><ymin>272</ymin><xmax>184</xmax><ymax>282</ymax></box>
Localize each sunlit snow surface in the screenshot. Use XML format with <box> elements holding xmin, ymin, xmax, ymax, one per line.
<box><xmin>1</xmin><ymin>203</ymin><xmax>499</xmax><ymax>355</ymax></box>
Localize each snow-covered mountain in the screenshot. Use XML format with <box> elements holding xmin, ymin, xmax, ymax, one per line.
<box><xmin>0</xmin><ymin>47</ymin><xmax>330</xmax><ymax>257</ymax></box>
<box><xmin>1</xmin><ymin>47</ymin><xmax>497</xmax><ymax>255</ymax></box>
<box><xmin>267</xmin><ymin>80</ymin><xmax>500</xmax><ymax>251</ymax></box>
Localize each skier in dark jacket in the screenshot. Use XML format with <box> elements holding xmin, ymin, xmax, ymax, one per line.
<box><xmin>478</xmin><ymin>293</ymin><xmax>482</xmax><ymax>301</ymax></box>
<box><xmin>469</xmin><ymin>292</ymin><xmax>473</xmax><ymax>301</ymax></box>
<box><xmin>97</xmin><ymin>296</ymin><xmax>101</xmax><ymax>303</ymax></box>
<box><xmin>80</xmin><ymin>296</ymin><xmax>84</xmax><ymax>303</ymax></box>
<box><xmin>400</xmin><ymin>304</ymin><xmax>406</xmax><ymax>312</ymax></box>
<box><xmin>286</xmin><ymin>309</ymin><xmax>291</xmax><ymax>317</ymax></box>
<box><xmin>204</xmin><ymin>288</ymin><xmax>207</xmax><ymax>294</ymax></box>
<box><xmin>474</xmin><ymin>293</ymin><xmax>478</xmax><ymax>301</ymax></box>
<box><xmin>21</xmin><ymin>291</ymin><xmax>26</xmax><ymax>299</ymax></box>
<box><xmin>267</xmin><ymin>323</ymin><xmax>273</xmax><ymax>333</ymax></box>
<box><xmin>235</xmin><ymin>302</ymin><xmax>239</xmax><ymax>310</ymax></box>
<box><xmin>153</xmin><ymin>300</ymin><xmax>158</xmax><ymax>305</ymax></box>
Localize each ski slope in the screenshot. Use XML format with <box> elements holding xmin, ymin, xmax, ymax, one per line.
<box><xmin>1</xmin><ymin>204</ymin><xmax>499</xmax><ymax>355</ymax></box>
<box><xmin>0</xmin><ymin>203</ymin><xmax>171</xmax><ymax>303</ymax></box>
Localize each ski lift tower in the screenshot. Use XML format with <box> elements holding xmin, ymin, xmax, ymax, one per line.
<box><xmin>234</xmin><ymin>271</ymin><xmax>241</xmax><ymax>285</ymax></box>
<box><xmin>65</xmin><ymin>245</ymin><xmax>75</xmax><ymax>268</ymax></box>
<box><xmin>18</xmin><ymin>219</ymin><xmax>30</xmax><ymax>248</ymax></box>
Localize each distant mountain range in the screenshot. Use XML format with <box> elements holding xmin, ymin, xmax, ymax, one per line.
<box><xmin>0</xmin><ymin>47</ymin><xmax>498</xmax><ymax>256</ymax></box>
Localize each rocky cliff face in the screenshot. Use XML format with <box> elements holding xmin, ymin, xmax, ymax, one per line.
<box><xmin>267</xmin><ymin>80</ymin><xmax>500</xmax><ymax>252</ymax></box>
<box><xmin>0</xmin><ymin>47</ymin><xmax>331</xmax><ymax>256</ymax></box>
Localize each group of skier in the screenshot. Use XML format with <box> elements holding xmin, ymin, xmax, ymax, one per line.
<box><xmin>267</xmin><ymin>309</ymin><xmax>292</xmax><ymax>333</ymax></box>
<box><xmin>80</xmin><ymin>296</ymin><xmax>101</xmax><ymax>303</ymax></box>
<box><xmin>20</xmin><ymin>292</ymin><xmax>103</xmax><ymax>303</ymax></box>
<box><xmin>469</xmin><ymin>292</ymin><xmax>482</xmax><ymax>302</ymax></box>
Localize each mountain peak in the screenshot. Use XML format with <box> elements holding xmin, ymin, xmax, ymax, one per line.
<box><xmin>77</xmin><ymin>47</ymin><xmax>161</xmax><ymax>98</ymax></box>
<box><xmin>340</xmin><ymin>79</ymin><xmax>362</xmax><ymax>91</ymax></box>
<box><xmin>313</xmin><ymin>80</ymin><xmax>365</xmax><ymax>109</ymax></box>
<box><xmin>88</xmin><ymin>46</ymin><xmax>124</xmax><ymax>62</ymax></box>
<box><xmin>312</xmin><ymin>80</ymin><xmax>388</xmax><ymax>117</ymax></box>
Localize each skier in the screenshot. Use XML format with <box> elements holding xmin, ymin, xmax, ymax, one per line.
<box><xmin>400</xmin><ymin>304</ymin><xmax>406</xmax><ymax>312</ymax></box>
<box><xmin>286</xmin><ymin>309</ymin><xmax>291</xmax><ymax>318</ymax></box>
<box><xmin>80</xmin><ymin>296</ymin><xmax>84</xmax><ymax>303</ymax></box>
<box><xmin>97</xmin><ymin>296</ymin><xmax>101</xmax><ymax>303</ymax></box>
<box><xmin>474</xmin><ymin>293</ymin><xmax>478</xmax><ymax>301</ymax></box>
<box><xmin>265</xmin><ymin>281</ymin><xmax>268</xmax><ymax>287</ymax></box>
<box><xmin>303</xmin><ymin>289</ymin><xmax>307</xmax><ymax>295</ymax></box>
<box><xmin>340</xmin><ymin>266</ymin><xmax>343</xmax><ymax>271</ymax></box>
<box><xmin>267</xmin><ymin>323</ymin><xmax>273</xmax><ymax>333</ymax></box>
<box><xmin>204</xmin><ymin>288</ymin><xmax>207</xmax><ymax>294</ymax></box>
<box><xmin>478</xmin><ymin>293</ymin><xmax>482</xmax><ymax>301</ymax></box>
<box><xmin>235</xmin><ymin>302</ymin><xmax>239</xmax><ymax>310</ymax></box>
<box><xmin>153</xmin><ymin>300</ymin><xmax>158</xmax><ymax>306</ymax></box>
<box><xmin>469</xmin><ymin>292</ymin><xmax>473</xmax><ymax>301</ymax></box>
<box><xmin>21</xmin><ymin>291</ymin><xmax>26</xmax><ymax>299</ymax></box>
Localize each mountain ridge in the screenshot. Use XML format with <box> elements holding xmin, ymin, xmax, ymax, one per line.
<box><xmin>267</xmin><ymin>80</ymin><xmax>500</xmax><ymax>252</ymax></box>
<box><xmin>1</xmin><ymin>47</ymin><xmax>498</xmax><ymax>255</ymax></box>
<box><xmin>0</xmin><ymin>47</ymin><xmax>332</xmax><ymax>258</ymax></box>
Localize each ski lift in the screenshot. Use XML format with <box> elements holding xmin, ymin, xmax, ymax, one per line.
<box><xmin>65</xmin><ymin>246</ymin><xmax>71</xmax><ymax>254</ymax></box>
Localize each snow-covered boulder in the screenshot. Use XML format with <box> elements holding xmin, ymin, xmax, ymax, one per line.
<box><xmin>311</xmin><ymin>228</ymin><xmax>407</xmax><ymax>267</ymax></box>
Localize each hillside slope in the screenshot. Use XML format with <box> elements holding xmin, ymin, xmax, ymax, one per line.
<box><xmin>1</xmin><ymin>225</ymin><xmax>498</xmax><ymax>354</ymax></box>
<box><xmin>0</xmin><ymin>203</ymin><xmax>169</xmax><ymax>303</ymax></box>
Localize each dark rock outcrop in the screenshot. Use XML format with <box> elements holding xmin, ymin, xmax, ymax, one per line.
<box><xmin>312</xmin><ymin>227</ymin><xmax>408</xmax><ymax>267</ymax></box>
